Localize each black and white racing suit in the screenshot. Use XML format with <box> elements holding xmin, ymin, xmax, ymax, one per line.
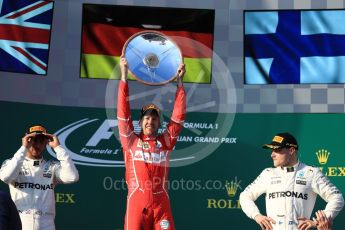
<box><xmin>0</xmin><ymin>145</ymin><xmax>79</xmax><ymax>230</ymax></box>
<box><xmin>240</xmin><ymin>162</ymin><xmax>344</xmax><ymax>230</ymax></box>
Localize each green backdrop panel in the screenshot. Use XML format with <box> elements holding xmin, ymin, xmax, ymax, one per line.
<box><xmin>0</xmin><ymin>101</ymin><xmax>344</xmax><ymax>229</ymax></box>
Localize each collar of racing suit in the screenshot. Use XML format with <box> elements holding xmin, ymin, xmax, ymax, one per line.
<box><xmin>25</xmin><ymin>157</ymin><xmax>44</xmax><ymax>166</ymax></box>
<box><xmin>140</xmin><ymin>132</ymin><xmax>157</xmax><ymax>141</ymax></box>
<box><xmin>279</xmin><ymin>161</ymin><xmax>300</xmax><ymax>172</ymax></box>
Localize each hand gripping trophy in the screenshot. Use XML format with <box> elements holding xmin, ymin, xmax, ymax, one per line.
<box><xmin>117</xmin><ymin>31</ymin><xmax>186</xmax><ymax>230</ymax></box>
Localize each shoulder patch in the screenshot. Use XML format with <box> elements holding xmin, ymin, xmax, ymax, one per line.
<box><xmin>46</xmin><ymin>160</ymin><xmax>59</xmax><ymax>166</ymax></box>
<box><xmin>0</xmin><ymin>159</ymin><xmax>11</xmax><ymax>167</ymax></box>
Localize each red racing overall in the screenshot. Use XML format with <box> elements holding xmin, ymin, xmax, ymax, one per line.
<box><xmin>117</xmin><ymin>81</ymin><xmax>186</xmax><ymax>230</ymax></box>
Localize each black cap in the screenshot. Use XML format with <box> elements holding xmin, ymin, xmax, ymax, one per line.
<box><xmin>27</xmin><ymin>125</ymin><xmax>50</xmax><ymax>139</ymax></box>
<box><xmin>27</xmin><ymin>125</ymin><xmax>47</xmax><ymax>135</ymax></box>
<box><xmin>140</xmin><ymin>104</ymin><xmax>161</xmax><ymax>119</ymax></box>
<box><xmin>262</xmin><ymin>132</ymin><xmax>298</xmax><ymax>150</ymax></box>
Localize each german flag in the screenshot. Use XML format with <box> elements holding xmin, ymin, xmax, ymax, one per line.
<box><xmin>80</xmin><ymin>4</ymin><xmax>215</xmax><ymax>83</ymax></box>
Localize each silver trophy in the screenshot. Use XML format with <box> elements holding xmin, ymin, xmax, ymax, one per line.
<box><xmin>122</xmin><ymin>31</ymin><xmax>183</xmax><ymax>85</ymax></box>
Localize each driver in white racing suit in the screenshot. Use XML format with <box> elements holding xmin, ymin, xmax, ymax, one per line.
<box><xmin>0</xmin><ymin>125</ymin><xmax>79</xmax><ymax>230</ymax></box>
<box><xmin>239</xmin><ymin>132</ymin><xmax>344</xmax><ymax>230</ymax></box>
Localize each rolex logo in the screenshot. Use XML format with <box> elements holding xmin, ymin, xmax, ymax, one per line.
<box><xmin>316</xmin><ymin>149</ymin><xmax>331</xmax><ymax>165</ymax></box>
<box><xmin>225</xmin><ymin>177</ymin><xmax>242</xmax><ymax>197</ymax></box>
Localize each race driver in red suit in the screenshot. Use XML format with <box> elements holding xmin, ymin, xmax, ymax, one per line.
<box><xmin>117</xmin><ymin>57</ymin><xmax>186</xmax><ymax>230</ymax></box>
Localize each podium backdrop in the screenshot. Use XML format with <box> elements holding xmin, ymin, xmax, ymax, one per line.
<box><xmin>0</xmin><ymin>101</ymin><xmax>344</xmax><ymax>229</ymax></box>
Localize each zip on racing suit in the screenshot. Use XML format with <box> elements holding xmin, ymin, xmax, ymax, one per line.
<box><xmin>239</xmin><ymin>162</ymin><xmax>344</xmax><ymax>230</ymax></box>
<box><xmin>117</xmin><ymin>80</ymin><xmax>186</xmax><ymax>230</ymax></box>
<box><xmin>0</xmin><ymin>145</ymin><xmax>79</xmax><ymax>230</ymax></box>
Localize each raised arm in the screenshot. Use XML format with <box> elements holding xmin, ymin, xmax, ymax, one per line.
<box><xmin>161</xmin><ymin>64</ymin><xmax>186</xmax><ymax>149</ymax></box>
<box><xmin>0</xmin><ymin>133</ymin><xmax>35</xmax><ymax>183</ymax></box>
<box><xmin>117</xmin><ymin>57</ymin><xmax>135</xmax><ymax>148</ymax></box>
<box><xmin>46</xmin><ymin>134</ymin><xmax>79</xmax><ymax>184</ymax></box>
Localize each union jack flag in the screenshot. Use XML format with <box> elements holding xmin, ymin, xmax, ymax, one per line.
<box><xmin>0</xmin><ymin>0</ymin><xmax>53</xmax><ymax>75</ymax></box>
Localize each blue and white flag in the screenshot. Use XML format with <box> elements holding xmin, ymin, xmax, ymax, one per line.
<box><xmin>0</xmin><ymin>0</ymin><xmax>53</xmax><ymax>75</ymax></box>
<box><xmin>245</xmin><ymin>10</ymin><xmax>345</xmax><ymax>84</ymax></box>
